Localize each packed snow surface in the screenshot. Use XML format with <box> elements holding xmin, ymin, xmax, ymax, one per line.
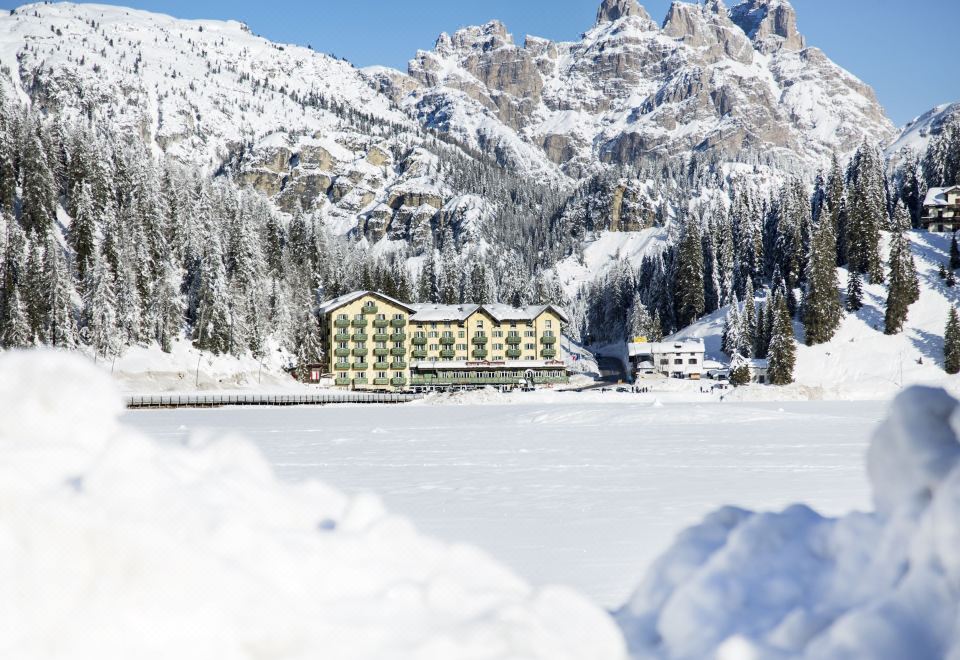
<box><xmin>0</xmin><ymin>351</ymin><xmax>626</xmax><ymax>660</ymax></box>
<box><xmin>127</xmin><ymin>389</ymin><xmax>884</xmax><ymax>608</ymax></box>
<box><xmin>617</xmin><ymin>386</ymin><xmax>960</xmax><ymax>659</ymax></box>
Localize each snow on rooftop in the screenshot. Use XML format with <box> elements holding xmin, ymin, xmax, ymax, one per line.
<box><xmin>924</xmin><ymin>186</ymin><xmax>960</xmax><ymax>207</ymax></box>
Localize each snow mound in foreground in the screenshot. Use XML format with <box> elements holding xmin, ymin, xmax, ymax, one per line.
<box><xmin>0</xmin><ymin>350</ymin><xmax>625</xmax><ymax>660</ymax></box>
<box><xmin>616</xmin><ymin>385</ymin><xmax>960</xmax><ymax>659</ymax></box>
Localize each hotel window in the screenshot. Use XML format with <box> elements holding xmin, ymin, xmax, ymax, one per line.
<box><xmin>458</xmin><ymin>331</ymin><xmax>465</xmax><ymax>338</ymax></box>
<box><xmin>457</xmin><ymin>344</ymin><xmax>467</xmax><ymax>351</ymax></box>
<box><xmin>338</xmin><ymin>342</ymin><xmax>348</xmax><ymax>349</ymax></box>
<box><xmin>660</xmin><ymin>359</ymin><xmax>669</xmax><ymax>365</ymax></box>
<box><xmin>525</xmin><ymin>343</ymin><xmax>535</xmax><ymax>350</ymax></box>
<box><xmin>674</xmin><ymin>359</ymin><xmax>683</xmax><ymax>365</ymax></box>
<box><xmin>475</xmin><ymin>330</ymin><xmax>486</xmax><ymax>337</ymax></box>
<box><xmin>394</xmin><ymin>314</ymin><xmax>404</xmax><ymax>320</ymax></box>
<box><xmin>476</xmin><ymin>321</ymin><xmax>484</xmax><ymax>328</ymax></box>
<box><xmin>493</xmin><ymin>330</ymin><xmax>503</xmax><ymax>338</ymax></box>
<box><xmin>545</xmin><ymin>320</ymin><xmax>553</xmax><ymax>328</ymax></box>
<box><xmin>376</xmin><ymin>371</ymin><xmax>387</xmax><ymax>379</ymax></box>
<box><xmin>354</xmin><ymin>314</ymin><xmax>364</xmax><ymax>321</ymax></box>
<box><xmin>688</xmin><ymin>359</ymin><xmax>698</xmax><ymax>365</ymax></box>
<box><xmin>337</xmin><ymin>313</ymin><xmax>348</xmax><ymax>320</ymax></box>
<box><xmin>493</xmin><ymin>343</ymin><xmax>504</xmax><ymax>351</ymax></box>
<box><xmin>429</xmin><ymin>344</ymin><xmax>439</xmax><ymax>351</ymax></box>
<box><xmin>428</xmin><ymin>331</ymin><xmax>438</xmax><ymax>338</ymax></box>
<box><xmin>376</xmin><ymin>314</ymin><xmax>386</xmax><ymax>320</ymax></box>
<box><xmin>525</xmin><ymin>330</ymin><xmax>535</xmax><ymax>337</ymax></box>
<box><xmin>544</xmin><ymin>330</ymin><xmax>555</xmax><ymax>337</ymax></box>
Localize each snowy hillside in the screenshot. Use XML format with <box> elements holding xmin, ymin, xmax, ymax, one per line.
<box><xmin>889</xmin><ymin>101</ymin><xmax>960</xmax><ymax>157</ymax></box>
<box><xmin>672</xmin><ymin>231</ymin><xmax>960</xmax><ymax>400</ymax></box>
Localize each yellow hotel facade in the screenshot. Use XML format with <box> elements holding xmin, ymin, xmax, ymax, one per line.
<box><xmin>316</xmin><ymin>290</ymin><xmax>569</xmax><ymax>391</ymax></box>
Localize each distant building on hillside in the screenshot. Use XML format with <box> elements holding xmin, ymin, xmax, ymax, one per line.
<box><xmin>921</xmin><ymin>186</ymin><xmax>960</xmax><ymax>232</ymax></box>
<box><xmin>628</xmin><ymin>339</ymin><xmax>705</xmax><ymax>380</ymax></box>
<box><xmin>316</xmin><ymin>291</ymin><xmax>569</xmax><ymax>392</ymax></box>
<box><xmin>748</xmin><ymin>358</ymin><xmax>770</xmax><ymax>384</ymax></box>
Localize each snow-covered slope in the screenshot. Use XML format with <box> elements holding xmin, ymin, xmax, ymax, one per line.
<box><xmin>0</xmin><ymin>349</ymin><xmax>627</xmax><ymax>659</ymax></box>
<box><xmin>889</xmin><ymin>101</ymin><xmax>960</xmax><ymax>156</ymax></box>
<box><xmin>672</xmin><ymin>231</ymin><xmax>960</xmax><ymax>400</ymax></box>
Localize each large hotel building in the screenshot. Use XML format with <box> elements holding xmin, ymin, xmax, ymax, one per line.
<box><xmin>314</xmin><ymin>290</ymin><xmax>569</xmax><ymax>391</ymax></box>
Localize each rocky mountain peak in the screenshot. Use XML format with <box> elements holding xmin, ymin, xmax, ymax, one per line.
<box><xmin>450</xmin><ymin>20</ymin><xmax>514</xmax><ymax>51</ymax></box>
<box><xmin>730</xmin><ymin>0</ymin><xmax>805</xmax><ymax>52</ymax></box>
<box><xmin>662</xmin><ymin>1</ymin><xmax>753</xmax><ymax>64</ymax></box>
<box><xmin>595</xmin><ymin>0</ymin><xmax>653</xmax><ymax>25</ymax></box>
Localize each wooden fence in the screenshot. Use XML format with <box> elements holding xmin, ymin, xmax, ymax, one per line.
<box><xmin>126</xmin><ymin>392</ymin><xmax>422</xmax><ymax>409</ymax></box>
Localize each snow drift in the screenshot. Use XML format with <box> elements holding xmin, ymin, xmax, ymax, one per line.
<box><xmin>616</xmin><ymin>385</ymin><xmax>960</xmax><ymax>659</ymax></box>
<box><xmin>0</xmin><ymin>350</ymin><xmax>626</xmax><ymax>660</ymax></box>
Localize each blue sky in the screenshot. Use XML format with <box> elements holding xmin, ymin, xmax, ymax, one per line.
<box><xmin>5</xmin><ymin>0</ymin><xmax>957</xmax><ymax>125</ymax></box>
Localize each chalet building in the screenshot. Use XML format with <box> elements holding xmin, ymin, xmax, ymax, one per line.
<box><xmin>921</xmin><ymin>186</ymin><xmax>960</xmax><ymax>232</ymax></box>
<box><xmin>316</xmin><ymin>291</ymin><xmax>569</xmax><ymax>391</ymax></box>
<box><xmin>628</xmin><ymin>339</ymin><xmax>706</xmax><ymax>380</ymax></box>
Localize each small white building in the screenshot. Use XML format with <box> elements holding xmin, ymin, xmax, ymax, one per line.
<box><xmin>921</xmin><ymin>186</ymin><xmax>960</xmax><ymax>232</ymax></box>
<box><xmin>628</xmin><ymin>339</ymin><xmax>706</xmax><ymax>380</ymax></box>
<box><xmin>748</xmin><ymin>358</ymin><xmax>770</xmax><ymax>384</ymax></box>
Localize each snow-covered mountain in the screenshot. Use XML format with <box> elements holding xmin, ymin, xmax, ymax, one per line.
<box><xmin>379</xmin><ymin>0</ymin><xmax>895</xmax><ymax>177</ymax></box>
<box><xmin>0</xmin><ymin>0</ymin><xmax>895</xmax><ymax>251</ymax></box>
<box><xmin>889</xmin><ymin>101</ymin><xmax>960</xmax><ymax>156</ymax></box>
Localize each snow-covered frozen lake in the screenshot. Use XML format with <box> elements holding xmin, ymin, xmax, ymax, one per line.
<box><xmin>125</xmin><ymin>396</ymin><xmax>887</xmax><ymax>608</ymax></box>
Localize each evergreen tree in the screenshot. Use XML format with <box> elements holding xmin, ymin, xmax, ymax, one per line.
<box><xmin>729</xmin><ymin>353</ymin><xmax>751</xmax><ymax>387</ymax></box>
<box><xmin>884</xmin><ymin>203</ymin><xmax>919</xmax><ymax>335</ymax></box>
<box><xmin>768</xmin><ymin>294</ymin><xmax>796</xmax><ymax>385</ymax></box>
<box><xmin>845</xmin><ymin>142</ymin><xmax>886</xmax><ymax>282</ymax></box>
<box><xmin>68</xmin><ymin>180</ymin><xmax>98</xmax><ymax>280</ymax></box>
<box><xmin>802</xmin><ymin>207</ymin><xmax>843</xmax><ymax>345</ymax></box>
<box><xmin>1</xmin><ymin>283</ymin><xmax>31</xmax><ymax>348</ymax></box>
<box><xmin>192</xmin><ymin>235</ymin><xmax>231</xmax><ymax>354</ymax></box>
<box><xmin>40</xmin><ymin>235</ymin><xmax>78</xmax><ymax>348</ymax></box>
<box><xmin>81</xmin><ymin>254</ymin><xmax>121</xmax><ymax>360</ymax></box>
<box><xmin>627</xmin><ymin>294</ymin><xmax>654</xmax><ymax>341</ymax></box>
<box><xmin>951</xmin><ymin>235</ymin><xmax>960</xmax><ymax>271</ymax></box>
<box><xmin>754</xmin><ymin>302</ymin><xmax>767</xmax><ymax>358</ymax></box>
<box><xmin>19</xmin><ymin>116</ymin><xmax>59</xmax><ymax>235</ymax></box>
<box><xmin>945</xmin><ymin>307</ymin><xmax>960</xmax><ymax>375</ymax></box>
<box><xmin>673</xmin><ymin>218</ymin><xmax>705</xmax><ymax>328</ymax></box>
<box><xmin>845</xmin><ymin>271</ymin><xmax>864</xmax><ymax>312</ymax></box>
<box><xmin>294</xmin><ymin>310</ymin><xmax>324</xmax><ymax>381</ymax></box>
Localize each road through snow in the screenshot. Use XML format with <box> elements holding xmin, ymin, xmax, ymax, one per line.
<box><xmin>126</xmin><ymin>396</ymin><xmax>884</xmax><ymax>608</ymax></box>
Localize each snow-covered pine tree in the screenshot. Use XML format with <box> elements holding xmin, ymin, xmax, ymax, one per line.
<box><xmin>192</xmin><ymin>232</ymin><xmax>231</xmax><ymax>354</ymax></box>
<box><xmin>40</xmin><ymin>234</ymin><xmax>77</xmax><ymax>348</ymax></box>
<box><xmin>19</xmin><ymin>115</ymin><xmax>58</xmax><ymax>236</ymax></box>
<box><xmin>884</xmin><ymin>202</ymin><xmax>919</xmax><ymax>335</ymax></box>
<box><xmin>846</xmin><ymin>271</ymin><xmax>864</xmax><ymax>312</ymax></box>
<box><xmin>1</xmin><ymin>282</ymin><xmax>31</xmax><ymax>348</ymax></box>
<box><xmin>951</xmin><ymin>235</ymin><xmax>960</xmax><ymax>271</ymax></box>
<box><xmin>729</xmin><ymin>352</ymin><xmax>751</xmax><ymax>387</ymax></box>
<box><xmin>801</xmin><ymin>203</ymin><xmax>843</xmax><ymax>345</ymax></box>
<box><xmin>945</xmin><ymin>307</ymin><xmax>960</xmax><ymax>375</ymax></box>
<box><xmin>81</xmin><ymin>253</ymin><xmax>121</xmax><ymax>360</ymax></box>
<box><xmin>825</xmin><ymin>154</ymin><xmax>847</xmax><ymax>266</ymax></box>
<box><xmin>845</xmin><ymin>142</ymin><xmax>886</xmax><ymax>282</ymax></box>
<box><xmin>672</xmin><ymin>217</ymin><xmax>705</xmax><ymax>328</ymax></box>
<box><xmin>768</xmin><ymin>293</ymin><xmax>796</xmax><ymax>385</ymax></box>
<box><xmin>627</xmin><ymin>293</ymin><xmax>654</xmax><ymax>341</ymax></box>
<box><xmin>742</xmin><ymin>278</ymin><xmax>756</xmax><ymax>354</ymax></box>
<box><xmin>754</xmin><ymin>301</ymin><xmax>767</xmax><ymax>358</ymax></box>
<box><xmin>68</xmin><ymin>180</ymin><xmax>97</xmax><ymax>280</ymax></box>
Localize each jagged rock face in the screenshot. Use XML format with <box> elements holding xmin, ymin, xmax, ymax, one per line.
<box><xmin>730</xmin><ymin>0</ymin><xmax>805</xmax><ymax>52</ymax></box>
<box><xmin>596</xmin><ymin>0</ymin><xmax>652</xmax><ymax>24</ymax></box>
<box><xmin>403</xmin><ymin>0</ymin><xmax>895</xmax><ymax>175</ymax></box>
